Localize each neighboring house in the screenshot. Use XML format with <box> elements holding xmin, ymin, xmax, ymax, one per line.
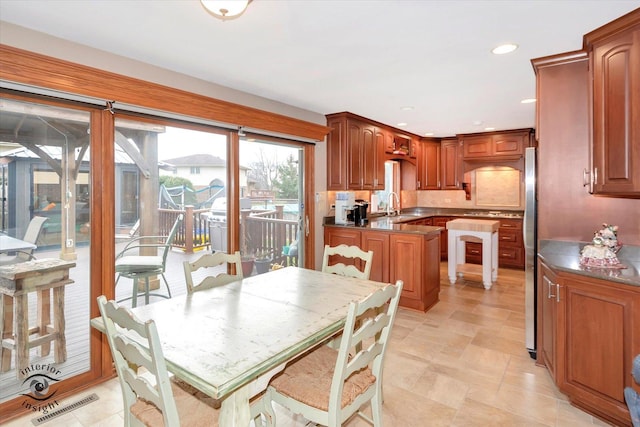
<box><xmin>160</xmin><ymin>153</ymin><xmax>251</xmax><ymax>202</ymax></box>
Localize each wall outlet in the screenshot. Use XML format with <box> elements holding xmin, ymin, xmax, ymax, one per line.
<box><xmin>66</xmin><ymin>239</ymin><xmax>74</xmax><ymax>248</ymax></box>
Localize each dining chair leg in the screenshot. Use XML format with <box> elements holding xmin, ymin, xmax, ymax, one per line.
<box><xmin>160</xmin><ymin>273</ymin><xmax>172</xmax><ymax>298</ymax></box>
<box><xmin>144</xmin><ymin>277</ymin><xmax>150</xmax><ymax>305</ymax></box>
<box><xmin>131</xmin><ymin>278</ymin><xmax>139</xmax><ymax>308</ymax></box>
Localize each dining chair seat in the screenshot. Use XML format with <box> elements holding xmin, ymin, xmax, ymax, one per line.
<box><xmin>268</xmin><ymin>345</ymin><xmax>375</xmax><ymax>411</ymax></box>
<box><xmin>131</xmin><ymin>378</ymin><xmax>220</xmax><ymax>426</ymax></box>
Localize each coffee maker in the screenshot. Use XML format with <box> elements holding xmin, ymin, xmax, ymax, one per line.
<box><xmin>334</xmin><ymin>191</ymin><xmax>355</xmax><ymax>225</ymax></box>
<box><xmin>352</xmin><ymin>200</ymin><xmax>369</xmax><ymax>226</ymax></box>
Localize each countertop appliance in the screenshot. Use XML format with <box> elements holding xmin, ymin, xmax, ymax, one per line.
<box><xmin>524</xmin><ymin>147</ymin><xmax>538</xmax><ymax>359</ymax></box>
<box><xmin>351</xmin><ymin>200</ymin><xmax>369</xmax><ymax>226</ymax></box>
<box><xmin>335</xmin><ymin>191</ymin><xmax>355</xmax><ymax>225</ymax></box>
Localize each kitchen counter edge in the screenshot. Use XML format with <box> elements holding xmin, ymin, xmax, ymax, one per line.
<box><xmin>538</xmin><ymin>239</ymin><xmax>640</xmax><ymax>287</ymax></box>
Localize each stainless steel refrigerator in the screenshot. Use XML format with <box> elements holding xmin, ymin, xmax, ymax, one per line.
<box><xmin>524</xmin><ymin>146</ymin><xmax>537</xmax><ymax>358</ymax></box>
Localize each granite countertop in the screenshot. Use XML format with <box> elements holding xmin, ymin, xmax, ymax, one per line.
<box><xmin>323</xmin><ymin>207</ymin><xmax>523</xmax><ymax>236</ymax></box>
<box><xmin>323</xmin><ymin>216</ymin><xmax>443</xmax><ymax>236</ymax></box>
<box><xmin>538</xmin><ymin>240</ymin><xmax>640</xmax><ymax>287</ymax></box>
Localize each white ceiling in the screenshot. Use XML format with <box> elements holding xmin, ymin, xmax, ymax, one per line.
<box><xmin>1</xmin><ymin>0</ymin><xmax>638</xmax><ymax>137</ymax></box>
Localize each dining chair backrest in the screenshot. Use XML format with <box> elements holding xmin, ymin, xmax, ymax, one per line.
<box><xmin>183</xmin><ymin>251</ymin><xmax>243</xmax><ymax>293</ymax></box>
<box><xmin>321</xmin><ymin>244</ymin><xmax>373</xmax><ymax>280</ymax></box>
<box><xmin>96</xmin><ymin>295</ymin><xmax>180</xmax><ymax>426</ymax></box>
<box><xmin>160</xmin><ymin>214</ymin><xmax>183</xmax><ymax>271</ymax></box>
<box><xmin>17</xmin><ymin>216</ymin><xmax>48</xmax><ymax>262</ymax></box>
<box><xmin>266</xmin><ymin>280</ymin><xmax>403</xmax><ymax>427</ymax></box>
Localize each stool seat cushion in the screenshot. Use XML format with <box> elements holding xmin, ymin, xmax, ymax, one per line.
<box><xmin>115</xmin><ymin>256</ymin><xmax>163</xmax><ymax>274</ymax></box>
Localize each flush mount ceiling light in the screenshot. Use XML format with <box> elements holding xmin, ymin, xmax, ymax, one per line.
<box><xmin>201</xmin><ymin>0</ymin><xmax>251</xmax><ymax>21</ymax></box>
<box><xmin>521</xmin><ymin>98</ymin><xmax>537</xmax><ymax>104</ymax></box>
<box><xmin>397</xmin><ymin>122</ymin><xmax>408</xmax><ymax>127</ymax></box>
<box><xmin>492</xmin><ymin>43</ymin><xmax>518</xmax><ymax>55</ymax></box>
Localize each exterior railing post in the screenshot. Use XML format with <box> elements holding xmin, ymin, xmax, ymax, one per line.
<box><xmin>184</xmin><ymin>205</ymin><xmax>194</xmax><ymax>253</ymax></box>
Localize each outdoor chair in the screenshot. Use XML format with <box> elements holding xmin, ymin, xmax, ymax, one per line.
<box><xmin>183</xmin><ymin>251</ymin><xmax>243</xmax><ymax>294</ymax></box>
<box><xmin>0</xmin><ymin>216</ymin><xmax>48</xmax><ymax>266</ymax></box>
<box><xmin>265</xmin><ymin>280</ymin><xmax>403</xmax><ymax>427</ymax></box>
<box><xmin>96</xmin><ymin>295</ymin><xmax>273</xmax><ymax>427</ymax></box>
<box><xmin>115</xmin><ymin>214</ymin><xmax>183</xmax><ymax>307</ymax></box>
<box><xmin>321</xmin><ymin>244</ymin><xmax>374</xmax><ymax>280</ymax></box>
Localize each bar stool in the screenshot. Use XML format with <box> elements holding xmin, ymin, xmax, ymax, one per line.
<box><xmin>0</xmin><ymin>258</ymin><xmax>75</xmax><ymax>378</ymax></box>
<box><xmin>447</xmin><ymin>218</ymin><xmax>500</xmax><ymax>289</ymax></box>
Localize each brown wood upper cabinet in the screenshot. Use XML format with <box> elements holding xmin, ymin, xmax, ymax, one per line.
<box><xmin>584</xmin><ymin>11</ymin><xmax>640</xmax><ymax>198</ymax></box>
<box><xmin>326</xmin><ymin>112</ymin><xmax>384</xmax><ymax>191</ymax></box>
<box><xmin>416</xmin><ymin>139</ymin><xmax>441</xmax><ymax>190</ymax></box>
<box><xmin>440</xmin><ymin>138</ymin><xmax>462</xmax><ymax>189</ymax></box>
<box><xmin>460</xmin><ymin>129</ymin><xmax>530</xmax><ymax>160</ymax></box>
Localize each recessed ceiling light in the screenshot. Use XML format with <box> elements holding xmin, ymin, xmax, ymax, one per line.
<box><xmin>473</xmin><ymin>120</ymin><xmax>483</xmax><ymax>126</ymax></box>
<box><xmin>397</xmin><ymin>123</ymin><xmax>407</xmax><ymax>127</ymax></box>
<box><xmin>424</xmin><ymin>132</ymin><xmax>434</xmax><ymax>136</ymax></box>
<box><xmin>400</xmin><ymin>106</ymin><xmax>414</xmax><ymax>111</ymax></box>
<box><xmin>492</xmin><ymin>43</ymin><xmax>518</xmax><ymax>55</ymax></box>
<box><xmin>484</xmin><ymin>127</ymin><xmax>496</xmax><ymax>131</ymax></box>
<box><xmin>521</xmin><ymin>98</ymin><xmax>536</xmax><ymax>104</ymax></box>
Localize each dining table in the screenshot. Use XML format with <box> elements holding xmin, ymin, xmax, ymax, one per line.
<box><xmin>0</xmin><ymin>234</ymin><xmax>37</xmax><ymax>254</ymax></box>
<box><xmin>91</xmin><ymin>266</ymin><xmax>390</xmax><ymax>426</ymax></box>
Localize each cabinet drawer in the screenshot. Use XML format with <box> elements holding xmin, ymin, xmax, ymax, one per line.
<box><xmin>499</xmin><ymin>219</ymin><xmax>523</xmax><ymax>230</ymax></box>
<box><xmin>463</xmin><ymin>242</ymin><xmax>524</xmax><ymax>269</ymax></box>
<box><xmin>499</xmin><ymin>228</ymin><xmax>522</xmax><ymax>246</ymax></box>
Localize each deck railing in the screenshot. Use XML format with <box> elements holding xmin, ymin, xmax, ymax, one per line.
<box><xmin>158</xmin><ymin>205</ymin><xmax>298</xmax><ymax>264</ymax></box>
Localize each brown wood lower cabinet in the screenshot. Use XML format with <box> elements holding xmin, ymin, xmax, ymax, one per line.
<box><xmin>537</xmin><ymin>259</ymin><xmax>640</xmax><ymax>426</ymax></box>
<box><xmin>324</xmin><ymin>226</ymin><xmax>441</xmax><ymax>312</ymax></box>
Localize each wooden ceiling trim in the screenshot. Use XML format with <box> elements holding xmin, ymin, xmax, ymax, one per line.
<box><xmin>0</xmin><ymin>45</ymin><xmax>330</xmax><ymax>141</ymax></box>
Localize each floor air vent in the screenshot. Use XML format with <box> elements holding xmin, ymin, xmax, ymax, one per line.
<box><xmin>31</xmin><ymin>393</ymin><xmax>99</xmax><ymax>425</ymax></box>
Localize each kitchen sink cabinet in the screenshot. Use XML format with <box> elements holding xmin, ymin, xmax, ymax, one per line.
<box><xmin>324</xmin><ymin>226</ymin><xmax>440</xmax><ymax>312</ymax></box>
<box><xmin>585</xmin><ymin>12</ymin><xmax>640</xmax><ymax>197</ymax></box>
<box><xmin>537</xmin><ymin>259</ymin><xmax>640</xmax><ymax>426</ymax></box>
<box><xmin>441</xmin><ymin>138</ymin><xmax>462</xmax><ymax>189</ymax></box>
<box><xmin>417</xmin><ymin>139</ymin><xmax>441</xmax><ymax>190</ymax></box>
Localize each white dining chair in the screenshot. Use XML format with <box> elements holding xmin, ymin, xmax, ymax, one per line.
<box><xmin>183</xmin><ymin>251</ymin><xmax>243</xmax><ymax>294</ymax></box>
<box><xmin>97</xmin><ymin>295</ymin><xmax>273</xmax><ymax>427</ymax></box>
<box><xmin>321</xmin><ymin>244</ymin><xmax>373</xmax><ymax>280</ymax></box>
<box><xmin>265</xmin><ymin>280</ymin><xmax>403</xmax><ymax>427</ymax></box>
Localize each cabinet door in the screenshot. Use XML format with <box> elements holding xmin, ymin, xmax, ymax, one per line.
<box><xmin>441</xmin><ymin>140</ymin><xmax>461</xmax><ymax>189</ymax></box>
<box><xmin>347</xmin><ymin>120</ymin><xmax>364</xmax><ymax>189</ymax></box>
<box><xmin>492</xmin><ymin>133</ymin><xmax>525</xmax><ymax>157</ymax></box>
<box><xmin>383</xmin><ymin>128</ymin><xmax>395</xmax><ymax>154</ymax></box>
<box><xmin>591</xmin><ymin>25</ymin><xmax>640</xmax><ymax>196</ymax></box>
<box><xmin>537</xmin><ymin>261</ymin><xmax>560</xmax><ymax>380</ymax></box>
<box><xmin>361</xmin><ymin>231</ymin><xmax>389</xmax><ymax>283</ymax></box>
<box><xmin>560</xmin><ymin>275</ymin><xmax>640</xmax><ymax>423</ymax></box>
<box><xmin>462</xmin><ymin>135</ymin><xmax>492</xmax><ymax>158</ymax></box>
<box><xmin>389</xmin><ymin>233</ymin><xmax>423</xmax><ymax>308</ymax></box>
<box><xmin>374</xmin><ymin>128</ymin><xmax>386</xmax><ymax>190</ymax></box>
<box><xmin>420</xmin><ymin>141</ymin><xmax>441</xmax><ymax>189</ymax></box>
<box><xmin>326</xmin><ymin>117</ymin><xmax>347</xmax><ymax>190</ymax></box>
<box><xmin>361</xmin><ymin>125</ymin><xmax>376</xmax><ymax>190</ymax></box>
<box><xmin>432</xmin><ymin>216</ymin><xmax>450</xmax><ymax>259</ymax></box>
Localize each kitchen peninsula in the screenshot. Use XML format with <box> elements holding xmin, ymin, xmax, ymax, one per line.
<box><xmin>324</xmin><ymin>215</ymin><xmax>442</xmax><ymax>312</ymax></box>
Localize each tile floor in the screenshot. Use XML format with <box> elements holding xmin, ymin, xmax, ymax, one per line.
<box><xmin>4</xmin><ymin>264</ymin><xmax>613</xmax><ymax>426</ymax></box>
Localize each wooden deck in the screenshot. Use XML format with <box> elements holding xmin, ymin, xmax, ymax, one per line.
<box><xmin>0</xmin><ymin>243</ymin><xmax>222</xmax><ymax>403</ymax></box>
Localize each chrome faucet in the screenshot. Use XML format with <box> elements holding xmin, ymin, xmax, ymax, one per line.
<box><xmin>387</xmin><ymin>192</ymin><xmax>400</xmax><ymax>216</ymax></box>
